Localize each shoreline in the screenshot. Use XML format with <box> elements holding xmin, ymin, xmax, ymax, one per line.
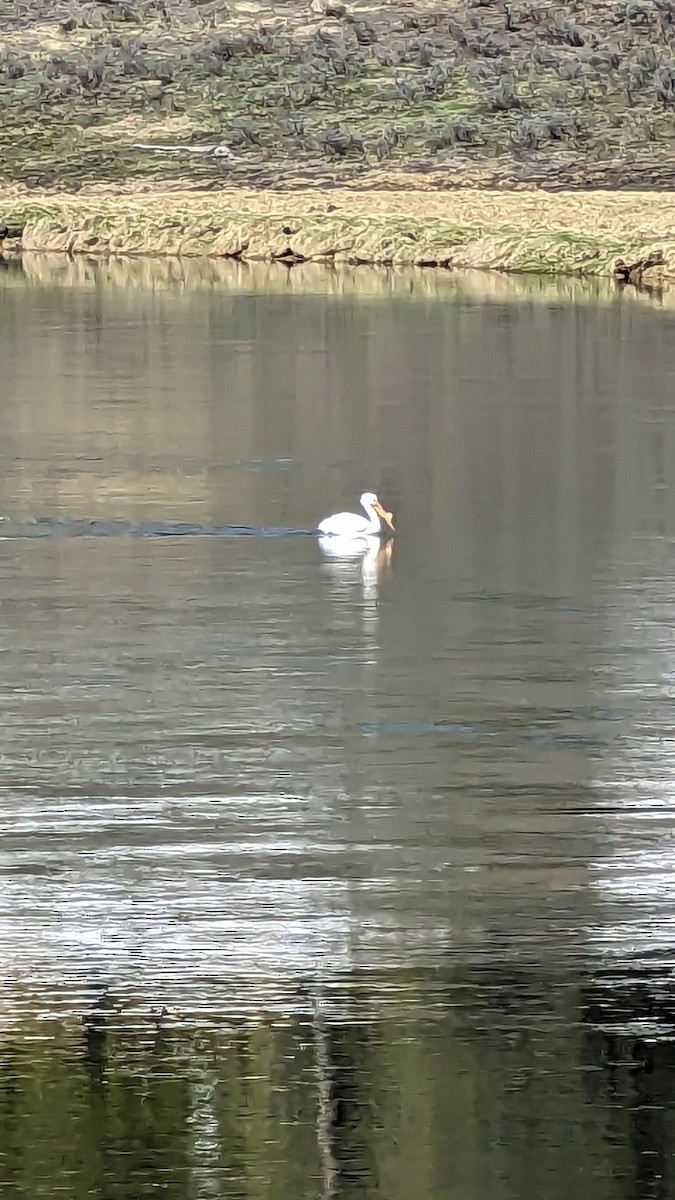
<box><xmin>2</xmin><ymin>187</ymin><xmax>674</xmax><ymax>281</ymax></box>
<box><xmin>5</xmin><ymin>253</ymin><xmax>668</xmax><ymax>312</ymax></box>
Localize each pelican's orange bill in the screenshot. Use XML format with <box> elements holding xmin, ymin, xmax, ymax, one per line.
<box><xmin>374</xmin><ymin>501</ymin><xmax>395</xmax><ymax>532</ymax></box>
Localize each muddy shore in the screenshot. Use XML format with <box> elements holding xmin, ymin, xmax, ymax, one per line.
<box><xmin>1</xmin><ymin>186</ymin><xmax>673</xmax><ymax>280</ymax></box>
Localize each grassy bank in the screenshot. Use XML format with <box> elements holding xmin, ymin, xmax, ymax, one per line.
<box><xmin>1</xmin><ymin>187</ymin><xmax>673</xmax><ymax>278</ymax></box>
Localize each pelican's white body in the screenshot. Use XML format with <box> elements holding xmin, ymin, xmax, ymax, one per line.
<box><xmin>317</xmin><ymin>492</ymin><xmax>387</xmax><ymax>538</ymax></box>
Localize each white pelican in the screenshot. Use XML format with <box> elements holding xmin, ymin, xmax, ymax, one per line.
<box><xmin>317</xmin><ymin>492</ymin><xmax>395</xmax><ymax>538</ymax></box>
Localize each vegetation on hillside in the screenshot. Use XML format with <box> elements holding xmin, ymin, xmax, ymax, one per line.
<box><xmin>1</xmin><ymin>0</ymin><xmax>675</xmax><ymax>191</ymax></box>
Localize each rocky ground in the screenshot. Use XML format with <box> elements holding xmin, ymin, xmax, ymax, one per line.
<box><xmin>1</xmin><ymin>0</ymin><xmax>675</xmax><ymax>193</ymax></box>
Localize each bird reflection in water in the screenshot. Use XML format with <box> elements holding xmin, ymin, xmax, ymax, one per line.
<box><xmin>318</xmin><ymin>535</ymin><xmax>394</xmax><ymax>604</ymax></box>
<box><xmin>318</xmin><ymin>536</ymin><xmax>393</xmax><ymax>657</ymax></box>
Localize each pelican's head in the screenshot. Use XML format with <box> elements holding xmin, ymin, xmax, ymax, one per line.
<box><xmin>360</xmin><ymin>491</ymin><xmax>395</xmax><ymax>532</ymax></box>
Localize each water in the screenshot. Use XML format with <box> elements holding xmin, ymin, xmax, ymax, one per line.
<box><xmin>1</xmin><ymin>258</ymin><xmax>675</xmax><ymax>1198</ymax></box>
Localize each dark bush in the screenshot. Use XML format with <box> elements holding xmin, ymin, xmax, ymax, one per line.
<box><xmin>655</xmin><ymin>64</ymin><xmax>675</xmax><ymax>102</ymax></box>
<box><xmin>373</xmin><ymin>45</ymin><xmax>399</xmax><ymax>67</ymax></box>
<box><xmin>510</xmin><ymin>117</ymin><xmax>547</xmax><ymax>149</ymax></box>
<box><xmin>467</xmin><ymin>31</ymin><xmax>510</xmax><ymax>58</ymax></box>
<box><xmin>324</xmin><ymin>43</ymin><xmax>348</xmax><ymax>74</ymax></box>
<box><xmin>369</xmin><ymin>128</ymin><xmax>402</xmax><ymax>159</ymax></box>
<box><xmin>76</xmin><ymin>61</ymin><xmax>105</xmax><ymax>93</ymax></box>
<box><xmin>153</xmin><ymin>59</ymin><xmax>174</xmax><ymax>83</ymax></box>
<box><xmin>207</xmin><ymin>36</ymin><xmax>235</xmax><ymax>61</ymax></box>
<box><xmin>486</xmin><ymin>77</ymin><xmax>521</xmax><ymax>111</ymax></box>
<box><xmin>530</xmin><ymin>44</ymin><xmax>559</xmax><ymax>68</ymax></box>
<box><xmin>510</xmin><ymin>111</ymin><xmax>585</xmax><ymax>148</ymax></box>
<box><xmin>557</xmin><ymin>60</ymin><xmax>583</xmax><ymax>80</ymax></box>
<box><xmin>122</xmin><ymin>54</ymin><xmax>149</xmax><ymax>77</ymax></box>
<box><xmin>542</xmin><ymin>110</ymin><xmax>585</xmax><ymax>139</ymax></box>
<box><xmin>416</xmin><ymin>39</ymin><xmax>434</xmax><ymax>67</ymax></box>
<box><xmin>542</xmin><ymin>12</ymin><xmax>592</xmax><ymax>46</ymax></box>
<box><xmin>228</xmin><ymin>117</ymin><xmax>262</xmax><ymax>144</ymax></box>
<box><xmin>443</xmin><ymin>116</ymin><xmax>481</xmax><ymax>145</ymax></box>
<box><xmin>425</xmin><ymin>61</ymin><xmax>451</xmax><ymax>96</ymax></box>
<box><xmin>353</xmin><ymin>21</ymin><xmax>377</xmax><ymax>45</ymax></box>
<box><xmin>637</xmin><ymin>47</ymin><xmax>660</xmax><ymax>71</ymax></box>
<box><xmin>4</xmin><ymin>58</ymin><xmax>28</xmax><ymax>80</ymax></box>
<box><xmin>624</xmin><ymin>1</ymin><xmax>654</xmax><ymax>26</ymax></box>
<box><xmin>318</xmin><ymin>122</ymin><xmax>363</xmax><ymax>154</ymax></box>
<box><xmin>562</xmin><ymin>22</ymin><xmax>590</xmax><ymax>47</ymax></box>
<box><xmin>583</xmin><ymin>48</ymin><xmax>621</xmax><ymax>71</ymax></box>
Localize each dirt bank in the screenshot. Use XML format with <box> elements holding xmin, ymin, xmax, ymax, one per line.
<box><xmin>1</xmin><ymin>187</ymin><xmax>673</xmax><ymax>280</ymax></box>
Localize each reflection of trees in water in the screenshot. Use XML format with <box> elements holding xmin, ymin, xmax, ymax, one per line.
<box><xmin>82</xmin><ymin>988</ymin><xmax>116</xmax><ymax>1090</ymax></box>
<box><xmin>324</xmin><ymin>1021</ymin><xmax>373</xmax><ymax>1200</ymax></box>
<box><xmin>581</xmin><ymin>966</ymin><xmax>675</xmax><ymax>1200</ymax></box>
<box><xmin>3</xmin><ymin>964</ymin><xmax>675</xmax><ymax>1199</ymax></box>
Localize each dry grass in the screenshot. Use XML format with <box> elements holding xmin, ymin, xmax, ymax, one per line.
<box><xmin>0</xmin><ymin>186</ymin><xmax>672</xmax><ymax>279</ymax></box>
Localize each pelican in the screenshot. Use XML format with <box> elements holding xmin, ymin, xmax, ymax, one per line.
<box><xmin>317</xmin><ymin>492</ymin><xmax>395</xmax><ymax>538</ymax></box>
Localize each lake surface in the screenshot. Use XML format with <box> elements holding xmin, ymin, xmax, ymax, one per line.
<box><xmin>2</xmin><ymin>258</ymin><xmax>675</xmax><ymax>1199</ymax></box>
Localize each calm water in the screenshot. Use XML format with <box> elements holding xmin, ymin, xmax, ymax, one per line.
<box><xmin>1</xmin><ymin>259</ymin><xmax>675</xmax><ymax>1199</ymax></box>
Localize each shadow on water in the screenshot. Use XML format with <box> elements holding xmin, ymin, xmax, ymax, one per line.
<box><xmin>0</xmin><ymin>517</ymin><xmax>318</xmax><ymax>538</ymax></box>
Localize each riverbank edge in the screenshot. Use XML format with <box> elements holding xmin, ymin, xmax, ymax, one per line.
<box><xmin>1</xmin><ymin>188</ymin><xmax>673</xmax><ymax>279</ymax></box>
